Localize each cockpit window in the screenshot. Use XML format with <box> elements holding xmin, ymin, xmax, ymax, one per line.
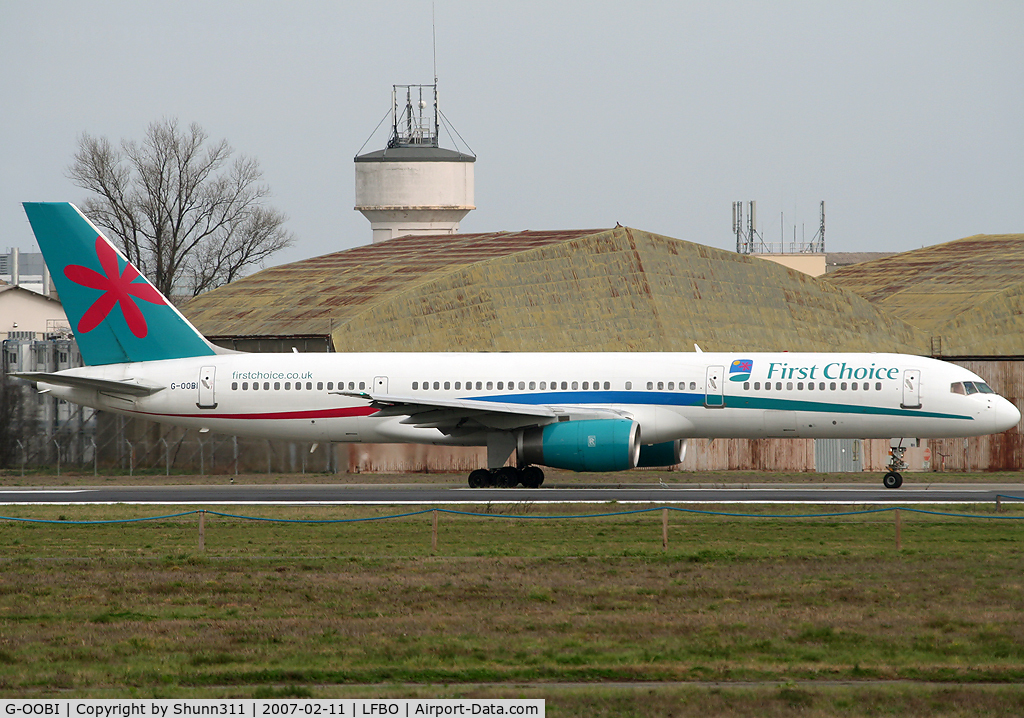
<box><xmin>952</xmin><ymin>381</ymin><xmax>997</xmax><ymax>395</ymax></box>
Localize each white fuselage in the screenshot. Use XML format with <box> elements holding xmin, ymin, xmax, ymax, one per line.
<box><xmin>37</xmin><ymin>352</ymin><xmax>1021</xmax><ymax>446</ymax></box>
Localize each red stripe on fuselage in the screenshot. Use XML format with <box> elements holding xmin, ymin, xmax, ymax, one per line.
<box><xmin>128</xmin><ymin>406</ymin><xmax>378</xmax><ymax>421</ymax></box>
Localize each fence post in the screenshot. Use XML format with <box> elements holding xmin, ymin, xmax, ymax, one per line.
<box><xmin>997</xmin><ymin>495</ymin><xmax>1003</xmax><ymax>513</ymax></box>
<box><xmin>199</xmin><ymin>440</ymin><xmax>205</xmax><ymax>476</ymax></box>
<box><xmin>125</xmin><ymin>440</ymin><xmax>134</xmax><ymax>477</ymax></box>
<box><xmin>432</xmin><ymin>509</ymin><xmax>438</xmax><ymax>552</ymax></box>
<box><xmin>662</xmin><ymin>508</ymin><xmax>668</xmax><ymax>551</ymax></box>
<box><xmin>53</xmin><ymin>439</ymin><xmax>60</xmax><ymax>477</ymax></box>
<box><xmin>894</xmin><ymin>508</ymin><xmax>902</xmax><ymax>551</ymax></box>
<box><xmin>233</xmin><ymin>436</ymin><xmax>239</xmax><ymax>476</ymax></box>
<box><xmin>91</xmin><ymin>439</ymin><xmax>97</xmax><ymax>477</ymax></box>
<box><xmin>198</xmin><ymin>510</ymin><xmax>206</xmax><ymax>552</ymax></box>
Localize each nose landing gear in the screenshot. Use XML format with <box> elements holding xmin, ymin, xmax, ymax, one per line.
<box><xmin>883</xmin><ymin>446</ymin><xmax>907</xmax><ymax>489</ymax></box>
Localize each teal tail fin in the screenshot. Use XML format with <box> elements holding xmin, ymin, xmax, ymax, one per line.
<box><xmin>23</xmin><ymin>202</ymin><xmax>219</xmax><ymax>366</ymax></box>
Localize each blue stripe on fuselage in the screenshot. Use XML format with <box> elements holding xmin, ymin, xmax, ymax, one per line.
<box><xmin>467</xmin><ymin>390</ymin><xmax>972</xmax><ymax>421</ymax></box>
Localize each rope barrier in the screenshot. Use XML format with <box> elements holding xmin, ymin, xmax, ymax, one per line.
<box><xmin>2</xmin><ymin>504</ymin><xmax>1022</xmax><ymax>525</ymax></box>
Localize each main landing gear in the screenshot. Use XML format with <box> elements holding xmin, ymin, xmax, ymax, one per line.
<box><xmin>883</xmin><ymin>445</ymin><xmax>907</xmax><ymax>489</ymax></box>
<box><xmin>467</xmin><ymin>465</ymin><xmax>545</xmax><ymax>489</ymax></box>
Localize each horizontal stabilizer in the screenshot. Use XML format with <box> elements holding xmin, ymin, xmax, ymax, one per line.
<box><xmin>9</xmin><ymin>372</ymin><xmax>165</xmax><ymax>396</ymax></box>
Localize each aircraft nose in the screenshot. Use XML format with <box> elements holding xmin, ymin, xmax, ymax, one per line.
<box><xmin>995</xmin><ymin>398</ymin><xmax>1022</xmax><ymax>433</ymax></box>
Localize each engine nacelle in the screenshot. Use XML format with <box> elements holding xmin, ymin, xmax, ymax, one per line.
<box><xmin>519</xmin><ymin>419</ymin><xmax>640</xmax><ymax>472</ymax></box>
<box><xmin>637</xmin><ymin>439</ymin><xmax>688</xmax><ymax>468</ymax></box>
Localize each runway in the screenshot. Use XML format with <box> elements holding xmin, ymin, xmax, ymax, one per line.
<box><xmin>1</xmin><ymin>481</ymin><xmax>1023</xmax><ymax>505</ymax></box>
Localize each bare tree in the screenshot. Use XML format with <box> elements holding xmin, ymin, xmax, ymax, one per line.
<box><xmin>68</xmin><ymin>118</ymin><xmax>293</xmax><ymax>298</ymax></box>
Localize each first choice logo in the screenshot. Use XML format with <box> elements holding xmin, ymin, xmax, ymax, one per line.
<box><xmin>767</xmin><ymin>362</ymin><xmax>901</xmax><ymax>382</ymax></box>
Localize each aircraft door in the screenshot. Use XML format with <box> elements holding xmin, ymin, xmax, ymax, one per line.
<box><xmin>374</xmin><ymin>376</ymin><xmax>388</xmax><ymax>394</ymax></box>
<box><xmin>705</xmin><ymin>365</ymin><xmax>725</xmax><ymax>407</ymax></box>
<box><xmin>901</xmin><ymin>369</ymin><xmax>922</xmax><ymax>409</ymax></box>
<box><xmin>197</xmin><ymin>366</ymin><xmax>217</xmax><ymax>409</ymax></box>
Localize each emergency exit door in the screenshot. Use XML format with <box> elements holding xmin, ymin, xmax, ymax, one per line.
<box><xmin>197</xmin><ymin>366</ymin><xmax>217</xmax><ymax>409</ymax></box>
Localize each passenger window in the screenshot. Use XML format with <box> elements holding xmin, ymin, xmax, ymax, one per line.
<box><xmin>497</xmin><ymin>381</ymin><xmax>504</xmax><ymax>390</ymax></box>
<box><xmin>316</xmin><ymin>382</ymin><xmax>323</xmax><ymax>391</ymax></box>
<box><xmin>841</xmin><ymin>382</ymin><xmax>847</xmax><ymax>391</ymax></box>
<box><xmin>520</xmin><ymin>381</ymin><xmax>526</xmax><ymax>390</ymax></box>
<box><xmin>754</xmin><ymin>382</ymin><xmax>760</xmax><ymax>390</ymax></box>
<box><xmin>582</xmin><ymin>382</ymin><xmax>589</xmax><ymax>390</ymax></box>
<box><xmin>776</xmin><ymin>382</ymin><xmax>782</xmax><ymax>390</ymax></box>
<box><xmin>327</xmin><ymin>382</ymin><xmax>333</xmax><ymax>390</ymax></box>
<box><xmin>830</xmin><ymin>382</ymin><xmax>836</xmax><ymax>390</ymax></box>
<box><xmin>657</xmin><ymin>382</ymin><xmax>664</xmax><ymax>390</ymax></box>
<box><xmin>647</xmin><ymin>382</ymin><xmax>654</xmax><ymax>390</ymax></box>
<box><xmin>455</xmin><ymin>382</ymin><xmax>461</xmax><ymax>390</ymax></box>
<box><xmin>476</xmin><ymin>382</ymin><xmax>482</xmax><ymax>390</ymax></box>
<box><xmin>561</xmin><ymin>381</ymin><xmax>568</xmax><ymax>390</ymax></box>
<box><xmin>232</xmin><ymin>382</ymin><xmax>238</xmax><ymax>390</ymax></box>
<box><xmin>625</xmin><ymin>381</ymin><xmax>632</xmax><ymax>390</ymax></box>
<box><xmin>819</xmin><ymin>382</ymin><xmax>825</xmax><ymax>390</ymax></box>
<box><xmin>444</xmin><ymin>381</ymin><xmax>451</xmax><ymax>390</ymax></box>
<box><xmin>764</xmin><ymin>383</ymin><xmax>770</xmax><ymax>392</ymax></box>
<box><xmin>486</xmin><ymin>381</ymin><xmax>493</xmax><ymax>390</ymax></box>
<box><xmin>786</xmin><ymin>382</ymin><xmax>793</xmax><ymax>390</ymax></box>
<box><xmin>275</xmin><ymin>382</ymin><xmax>281</xmax><ymax>390</ymax></box>
<box><xmin>242</xmin><ymin>382</ymin><xmax>248</xmax><ymax>390</ymax></box>
<box><xmin>690</xmin><ymin>382</ymin><xmax>696</xmax><ymax>390</ymax></box>
<box><xmin>295</xmin><ymin>383</ymin><xmax>302</xmax><ymax>391</ymax></box>
<box><xmin>667</xmin><ymin>382</ymin><xmax>674</xmax><ymax>390</ymax></box>
<box><xmin>571</xmin><ymin>381</ymin><xmax>578</xmax><ymax>390</ymax></box>
<box><xmin>412</xmin><ymin>382</ymin><xmax>418</xmax><ymax>390</ymax></box>
<box><xmin>433</xmin><ymin>381</ymin><xmax>440</xmax><ymax>390</ymax></box>
<box><xmin>851</xmin><ymin>382</ymin><xmax>857</xmax><ymax>391</ymax></box>
<box><xmin>539</xmin><ymin>382</ymin><xmax>546</xmax><ymax>390</ymax></box>
<box><xmin>253</xmin><ymin>383</ymin><xmax>259</xmax><ymax>391</ymax></box>
<box><xmin>265</xmin><ymin>382</ymin><xmax>271</xmax><ymax>390</ymax></box>
<box><xmin>807</xmin><ymin>383</ymin><xmax>813</xmax><ymax>391</ymax></box>
<box><xmin>797</xmin><ymin>382</ymin><xmax>803</xmax><ymax>390</ymax></box>
<box><xmin>743</xmin><ymin>382</ymin><xmax>750</xmax><ymax>390</ymax></box>
<box><xmin>863</xmin><ymin>382</ymin><xmax>869</xmax><ymax>391</ymax></box>
<box><xmin>349</xmin><ymin>382</ymin><xmax>355</xmax><ymax>390</ymax></box>
<box><xmin>359</xmin><ymin>382</ymin><xmax>365</xmax><ymax>390</ymax></box>
<box><xmin>604</xmin><ymin>382</ymin><xmax>610</xmax><ymax>390</ymax></box>
<box><xmin>875</xmin><ymin>382</ymin><xmax>882</xmax><ymax>391</ymax></box>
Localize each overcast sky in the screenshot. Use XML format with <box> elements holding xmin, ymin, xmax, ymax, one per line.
<box><xmin>2</xmin><ymin>1</ymin><xmax>1022</xmax><ymax>269</ymax></box>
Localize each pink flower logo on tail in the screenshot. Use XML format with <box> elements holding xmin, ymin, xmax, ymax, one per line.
<box><xmin>64</xmin><ymin>238</ymin><xmax>165</xmax><ymax>338</ymax></box>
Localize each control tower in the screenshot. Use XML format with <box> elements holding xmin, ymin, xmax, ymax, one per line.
<box><xmin>355</xmin><ymin>84</ymin><xmax>476</xmax><ymax>243</ymax></box>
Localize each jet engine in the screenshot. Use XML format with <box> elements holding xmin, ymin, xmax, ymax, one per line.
<box><xmin>518</xmin><ymin>419</ymin><xmax>640</xmax><ymax>472</ymax></box>
<box><xmin>637</xmin><ymin>439</ymin><xmax>688</xmax><ymax>467</ymax></box>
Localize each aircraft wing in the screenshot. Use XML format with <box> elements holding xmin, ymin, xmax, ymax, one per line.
<box><xmin>335</xmin><ymin>390</ymin><xmax>629</xmax><ymax>432</ymax></box>
<box><xmin>9</xmin><ymin>371</ymin><xmax>165</xmax><ymax>397</ymax></box>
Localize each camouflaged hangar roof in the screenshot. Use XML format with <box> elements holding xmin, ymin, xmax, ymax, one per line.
<box><xmin>182</xmin><ymin>226</ymin><xmax>930</xmax><ymax>354</ymax></box>
<box><xmin>825</xmin><ymin>234</ymin><xmax>1024</xmax><ymax>357</ymax></box>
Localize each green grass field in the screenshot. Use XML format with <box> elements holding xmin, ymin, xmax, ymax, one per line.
<box><xmin>2</xmin><ymin>498</ymin><xmax>1024</xmax><ymax>715</ymax></box>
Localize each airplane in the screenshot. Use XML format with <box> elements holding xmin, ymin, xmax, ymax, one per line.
<box><xmin>10</xmin><ymin>202</ymin><xmax>1021</xmax><ymax>489</ymax></box>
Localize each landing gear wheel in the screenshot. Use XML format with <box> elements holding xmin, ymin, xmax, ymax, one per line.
<box><xmin>495</xmin><ymin>466</ymin><xmax>521</xmax><ymax>488</ymax></box>
<box><xmin>521</xmin><ymin>465</ymin><xmax>545</xmax><ymax>488</ymax></box>
<box><xmin>883</xmin><ymin>471</ymin><xmax>903</xmax><ymax>489</ymax></box>
<box><xmin>468</xmin><ymin>469</ymin><xmax>490</xmax><ymax>488</ymax></box>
